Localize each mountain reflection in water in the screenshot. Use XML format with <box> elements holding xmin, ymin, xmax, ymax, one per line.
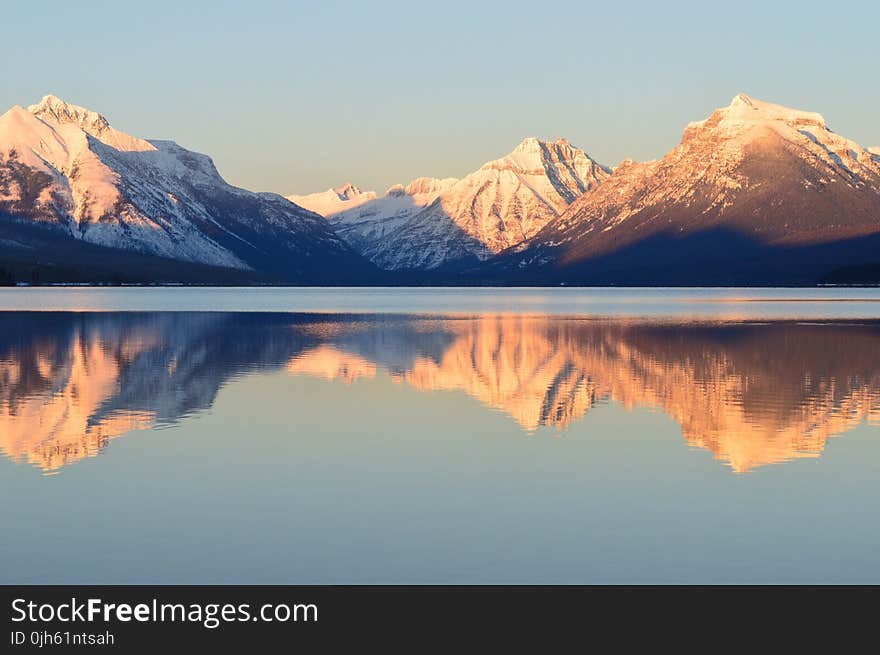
<box><xmin>1</xmin><ymin>312</ymin><xmax>878</xmax><ymax>474</ymax></box>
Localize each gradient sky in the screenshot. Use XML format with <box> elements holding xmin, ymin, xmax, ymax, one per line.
<box><xmin>3</xmin><ymin>0</ymin><xmax>878</xmax><ymax>196</ymax></box>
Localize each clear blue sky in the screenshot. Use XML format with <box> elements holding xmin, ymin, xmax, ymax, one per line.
<box><xmin>3</xmin><ymin>0</ymin><xmax>878</xmax><ymax>196</ymax></box>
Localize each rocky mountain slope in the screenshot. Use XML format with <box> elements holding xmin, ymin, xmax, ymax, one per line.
<box><xmin>306</xmin><ymin>138</ymin><xmax>610</xmax><ymax>270</ymax></box>
<box><xmin>0</xmin><ymin>95</ymin><xmax>375</xmax><ymax>283</ymax></box>
<box><xmin>487</xmin><ymin>94</ymin><xmax>880</xmax><ymax>285</ymax></box>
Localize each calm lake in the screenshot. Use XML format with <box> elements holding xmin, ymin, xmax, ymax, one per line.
<box><xmin>1</xmin><ymin>288</ymin><xmax>879</xmax><ymax>583</ymax></box>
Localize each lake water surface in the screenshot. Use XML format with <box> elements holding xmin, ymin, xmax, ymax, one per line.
<box><xmin>1</xmin><ymin>288</ymin><xmax>879</xmax><ymax>583</ymax></box>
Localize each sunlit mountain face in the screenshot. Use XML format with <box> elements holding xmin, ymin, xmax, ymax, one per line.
<box><xmin>1</xmin><ymin>313</ymin><xmax>878</xmax><ymax>474</ymax></box>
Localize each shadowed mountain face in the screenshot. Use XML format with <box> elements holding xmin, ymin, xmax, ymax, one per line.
<box><xmin>1</xmin><ymin>313</ymin><xmax>878</xmax><ymax>473</ymax></box>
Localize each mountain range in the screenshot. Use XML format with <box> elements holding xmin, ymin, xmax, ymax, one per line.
<box><xmin>1</xmin><ymin>93</ymin><xmax>878</xmax><ymax>285</ymax></box>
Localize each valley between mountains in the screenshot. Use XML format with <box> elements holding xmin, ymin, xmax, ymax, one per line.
<box><xmin>1</xmin><ymin>93</ymin><xmax>878</xmax><ymax>285</ymax></box>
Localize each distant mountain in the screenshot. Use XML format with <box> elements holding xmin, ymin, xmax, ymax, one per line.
<box><xmin>313</xmin><ymin>138</ymin><xmax>610</xmax><ymax>270</ymax></box>
<box><xmin>288</xmin><ymin>182</ymin><xmax>377</xmax><ymax>216</ymax></box>
<box><xmin>323</xmin><ymin>176</ymin><xmax>459</xmax><ymax>270</ymax></box>
<box><xmin>0</xmin><ymin>95</ymin><xmax>375</xmax><ymax>283</ymax></box>
<box><xmin>486</xmin><ymin>94</ymin><xmax>880</xmax><ymax>285</ymax></box>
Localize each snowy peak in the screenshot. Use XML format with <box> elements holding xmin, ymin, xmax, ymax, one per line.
<box><xmin>404</xmin><ymin>176</ymin><xmax>458</xmax><ymax>196</ymax></box>
<box><xmin>1</xmin><ymin>104</ymin><xmax>33</xmax><ymax>124</ymax></box>
<box><xmin>288</xmin><ymin>182</ymin><xmax>378</xmax><ymax>216</ymax></box>
<box><xmin>651</xmin><ymin>93</ymin><xmax>880</xmax><ymax>213</ymax></box>
<box><xmin>685</xmin><ymin>93</ymin><xmax>829</xmax><ymax>140</ymax></box>
<box><xmin>515</xmin><ymin>136</ymin><xmax>573</xmax><ymax>152</ymax></box>
<box><xmin>333</xmin><ymin>182</ymin><xmax>365</xmax><ymax>201</ymax></box>
<box><xmin>483</xmin><ymin>137</ymin><xmax>606</xmax><ymax>175</ymax></box>
<box><xmin>478</xmin><ymin>137</ymin><xmax>610</xmax><ymax>205</ymax></box>
<box><xmin>721</xmin><ymin>92</ymin><xmax>826</xmax><ymax>128</ymax></box>
<box><xmin>515</xmin><ymin>136</ymin><xmax>542</xmax><ymax>151</ymax></box>
<box><xmin>28</xmin><ymin>94</ymin><xmax>111</xmax><ymax>134</ymax></box>
<box><xmin>0</xmin><ymin>104</ymin><xmax>57</xmax><ymax>150</ymax></box>
<box><xmin>26</xmin><ymin>93</ymin><xmax>154</xmax><ymax>152</ymax></box>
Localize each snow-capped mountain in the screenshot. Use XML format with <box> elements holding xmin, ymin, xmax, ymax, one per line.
<box><xmin>323</xmin><ymin>176</ymin><xmax>460</xmax><ymax>270</ymax></box>
<box><xmin>288</xmin><ymin>182</ymin><xmax>377</xmax><ymax>216</ymax></box>
<box><xmin>490</xmin><ymin>94</ymin><xmax>880</xmax><ymax>285</ymax></box>
<box><xmin>312</xmin><ymin>138</ymin><xmax>610</xmax><ymax>270</ymax></box>
<box><xmin>0</xmin><ymin>95</ymin><xmax>373</xmax><ymax>282</ymax></box>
